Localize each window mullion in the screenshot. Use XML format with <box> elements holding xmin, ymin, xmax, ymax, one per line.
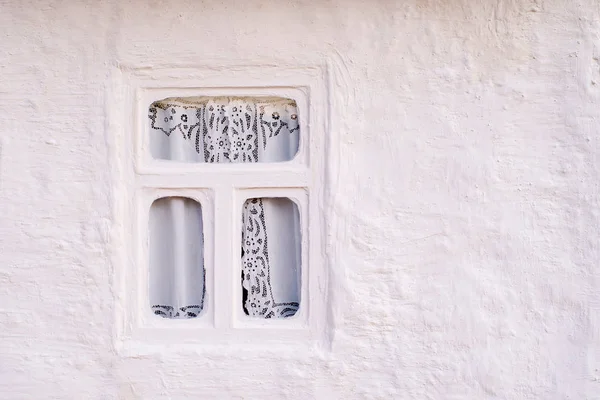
<box><xmin>213</xmin><ymin>184</ymin><xmax>234</xmax><ymax>329</ymax></box>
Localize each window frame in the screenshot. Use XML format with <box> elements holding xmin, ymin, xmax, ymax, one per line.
<box><xmin>112</xmin><ymin>65</ymin><xmax>329</xmax><ymax>354</ymax></box>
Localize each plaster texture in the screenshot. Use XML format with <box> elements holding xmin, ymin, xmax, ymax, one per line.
<box><xmin>1</xmin><ymin>0</ymin><xmax>600</xmax><ymax>398</ymax></box>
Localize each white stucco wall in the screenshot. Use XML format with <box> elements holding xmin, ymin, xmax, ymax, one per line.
<box><xmin>2</xmin><ymin>0</ymin><xmax>600</xmax><ymax>398</ymax></box>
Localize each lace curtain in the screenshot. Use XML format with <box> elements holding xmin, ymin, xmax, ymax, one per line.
<box><xmin>148</xmin><ymin>97</ymin><xmax>301</xmax><ymax>319</ymax></box>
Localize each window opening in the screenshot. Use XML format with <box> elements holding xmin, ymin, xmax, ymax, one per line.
<box><xmin>148</xmin><ymin>97</ymin><xmax>300</xmax><ymax>163</ymax></box>
<box><xmin>149</xmin><ymin>196</ymin><xmax>205</xmax><ymax>319</ymax></box>
<box><xmin>241</xmin><ymin>197</ymin><xmax>301</xmax><ymax>318</ymax></box>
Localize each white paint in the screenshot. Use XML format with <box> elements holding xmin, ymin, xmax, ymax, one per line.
<box><xmin>1</xmin><ymin>0</ymin><xmax>599</xmax><ymax>398</ymax></box>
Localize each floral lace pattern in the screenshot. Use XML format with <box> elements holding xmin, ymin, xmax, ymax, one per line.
<box><xmin>148</xmin><ymin>97</ymin><xmax>299</xmax><ymax>162</ymax></box>
<box><xmin>149</xmin><ymin>97</ymin><xmax>300</xmax><ymax>319</ymax></box>
<box><xmin>152</xmin><ymin>305</ymin><xmax>203</xmax><ymax>319</ymax></box>
<box><xmin>242</xmin><ymin>199</ymin><xmax>299</xmax><ymax>318</ymax></box>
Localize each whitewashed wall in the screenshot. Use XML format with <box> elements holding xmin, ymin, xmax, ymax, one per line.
<box><xmin>1</xmin><ymin>0</ymin><xmax>600</xmax><ymax>398</ymax></box>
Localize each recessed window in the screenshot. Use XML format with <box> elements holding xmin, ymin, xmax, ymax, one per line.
<box><xmin>117</xmin><ymin>68</ymin><xmax>327</xmax><ymax>348</ymax></box>
<box><xmin>148</xmin><ymin>97</ymin><xmax>300</xmax><ymax>163</ymax></box>
<box><xmin>241</xmin><ymin>197</ymin><xmax>301</xmax><ymax>318</ymax></box>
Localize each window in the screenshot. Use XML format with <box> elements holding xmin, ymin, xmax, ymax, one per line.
<box><xmin>114</xmin><ymin>66</ymin><xmax>328</xmax><ymax>349</ymax></box>
<box><xmin>146</xmin><ymin>96</ymin><xmax>303</xmax><ymax>320</ymax></box>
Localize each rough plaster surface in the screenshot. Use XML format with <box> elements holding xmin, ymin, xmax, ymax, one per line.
<box><xmin>1</xmin><ymin>0</ymin><xmax>600</xmax><ymax>398</ymax></box>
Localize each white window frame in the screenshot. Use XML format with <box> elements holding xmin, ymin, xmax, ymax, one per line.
<box><xmin>111</xmin><ymin>65</ymin><xmax>329</xmax><ymax>354</ymax></box>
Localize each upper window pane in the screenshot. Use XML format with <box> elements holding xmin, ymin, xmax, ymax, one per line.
<box><xmin>148</xmin><ymin>96</ymin><xmax>300</xmax><ymax>163</ymax></box>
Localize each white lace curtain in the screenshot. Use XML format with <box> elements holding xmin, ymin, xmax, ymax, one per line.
<box><xmin>148</xmin><ymin>97</ymin><xmax>301</xmax><ymax>319</ymax></box>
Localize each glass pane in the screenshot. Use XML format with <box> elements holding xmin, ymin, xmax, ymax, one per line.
<box><xmin>148</xmin><ymin>97</ymin><xmax>300</xmax><ymax>163</ymax></box>
<box><xmin>149</xmin><ymin>197</ymin><xmax>205</xmax><ymax>319</ymax></box>
<box><xmin>241</xmin><ymin>198</ymin><xmax>301</xmax><ymax>318</ymax></box>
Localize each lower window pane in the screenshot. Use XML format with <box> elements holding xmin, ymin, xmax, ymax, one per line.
<box><xmin>149</xmin><ymin>197</ymin><xmax>205</xmax><ymax>319</ymax></box>
<box><xmin>241</xmin><ymin>197</ymin><xmax>301</xmax><ymax>318</ymax></box>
